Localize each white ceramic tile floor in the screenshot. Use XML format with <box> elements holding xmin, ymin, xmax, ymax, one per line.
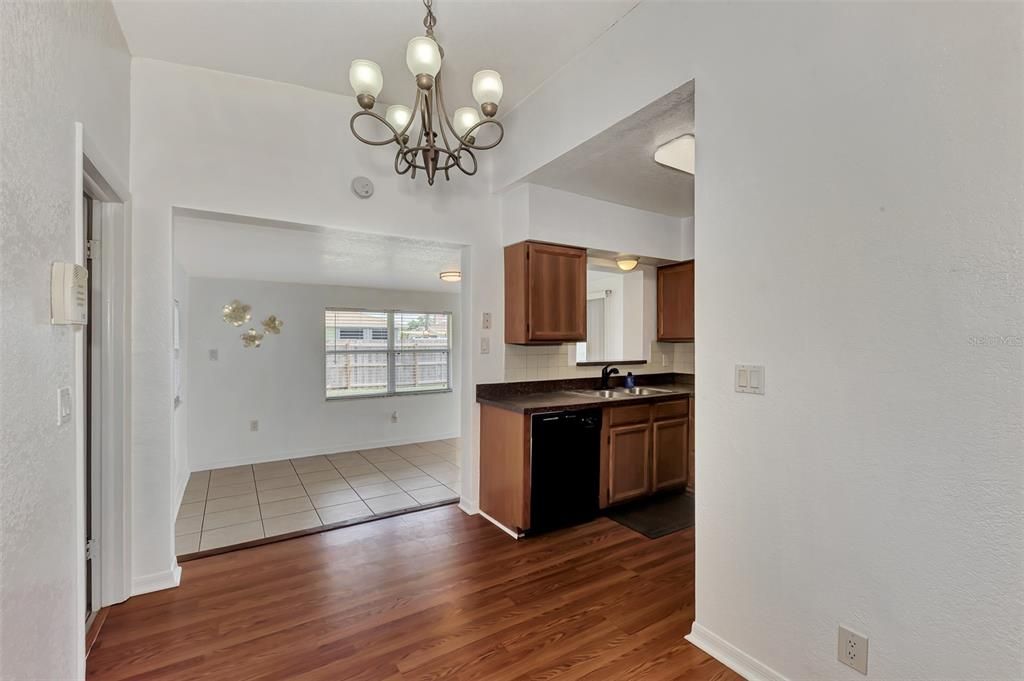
<box><xmin>175</xmin><ymin>439</ymin><xmax>461</xmax><ymax>555</ymax></box>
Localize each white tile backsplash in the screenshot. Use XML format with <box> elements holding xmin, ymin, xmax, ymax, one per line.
<box><xmin>503</xmin><ymin>341</ymin><xmax>694</xmax><ymax>382</ymax></box>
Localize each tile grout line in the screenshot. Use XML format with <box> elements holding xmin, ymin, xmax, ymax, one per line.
<box><xmin>295</xmin><ymin>457</ymin><xmax>332</xmax><ymax>526</ymax></box>
<box><xmin>249</xmin><ymin>465</ymin><xmax>264</xmax><ymax>540</ymax></box>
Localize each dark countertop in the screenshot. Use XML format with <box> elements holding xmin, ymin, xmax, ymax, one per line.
<box><xmin>477</xmin><ymin>386</ymin><xmax>693</xmax><ymax>415</ymax></box>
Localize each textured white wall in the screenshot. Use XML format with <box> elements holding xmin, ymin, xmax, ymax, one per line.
<box><xmin>500</xmin><ymin>183</ymin><xmax>687</xmax><ymax>259</ymax></box>
<box><xmin>499</xmin><ymin>2</ymin><xmax>1024</xmax><ymax>680</ymax></box>
<box><xmin>129</xmin><ymin>59</ymin><xmax>504</xmax><ymax>588</ymax></box>
<box><xmin>186</xmin><ymin>277</ymin><xmax>461</xmax><ymax>470</ymax></box>
<box><xmin>0</xmin><ymin>1</ymin><xmax>130</xmax><ymax>678</ymax></box>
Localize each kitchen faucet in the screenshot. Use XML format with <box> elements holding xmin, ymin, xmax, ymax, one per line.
<box><xmin>600</xmin><ymin>364</ymin><xmax>620</xmax><ymax>390</ymax></box>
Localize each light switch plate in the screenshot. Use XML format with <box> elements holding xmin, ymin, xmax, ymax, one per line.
<box><xmin>482</xmin><ymin>312</ymin><xmax>492</xmax><ymax>330</ymax></box>
<box><xmin>209</xmin><ymin>349</ymin><xmax>219</xmax><ymax>361</ymax></box>
<box><xmin>57</xmin><ymin>386</ymin><xmax>72</xmax><ymax>425</ymax></box>
<box><xmin>480</xmin><ymin>337</ymin><xmax>490</xmax><ymax>354</ymax></box>
<box><xmin>735</xmin><ymin>364</ymin><xmax>765</xmax><ymax>394</ymax></box>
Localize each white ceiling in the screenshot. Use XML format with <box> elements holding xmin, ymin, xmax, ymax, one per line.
<box><xmin>174</xmin><ymin>212</ymin><xmax>463</xmax><ymax>293</ymax></box>
<box><xmin>524</xmin><ymin>81</ymin><xmax>695</xmax><ymax>217</ymax></box>
<box><xmin>112</xmin><ymin>0</ymin><xmax>639</xmax><ymax>112</ymax></box>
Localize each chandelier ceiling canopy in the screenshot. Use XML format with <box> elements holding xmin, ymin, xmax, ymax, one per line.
<box><xmin>348</xmin><ymin>0</ymin><xmax>504</xmax><ymax>186</ymax></box>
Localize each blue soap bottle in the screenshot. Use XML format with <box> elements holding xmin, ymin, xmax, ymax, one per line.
<box><xmin>624</xmin><ymin>371</ymin><xmax>636</xmax><ymax>389</ymax></box>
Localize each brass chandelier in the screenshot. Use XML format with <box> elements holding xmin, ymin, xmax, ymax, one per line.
<box><xmin>348</xmin><ymin>0</ymin><xmax>504</xmax><ymax>186</ymax></box>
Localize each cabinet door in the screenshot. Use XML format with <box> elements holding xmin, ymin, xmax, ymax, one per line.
<box><xmin>608</xmin><ymin>423</ymin><xmax>651</xmax><ymax>504</ymax></box>
<box><xmin>652</xmin><ymin>417</ymin><xmax>689</xmax><ymax>491</ymax></box>
<box><xmin>527</xmin><ymin>242</ymin><xmax>587</xmax><ymax>342</ymax></box>
<box><xmin>657</xmin><ymin>260</ymin><xmax>694</xmax><ymax>341</ymax></box>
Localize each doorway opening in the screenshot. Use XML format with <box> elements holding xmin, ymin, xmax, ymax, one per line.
<box><xmin>83</xmin><ymin>190</ymin><xmax>97</xmax><ymax>626</ymax></box>
<box><xmin>170</xmin><ymin>210</ymin><xmax>464</xmax><ymax>558</ymax></box>
<box><xmin>76</xmin><ymin>128</ymin><xmax>133</xmax><ymax>676</ymax></box>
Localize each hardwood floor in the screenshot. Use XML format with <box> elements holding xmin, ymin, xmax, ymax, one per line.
<box><xmin>87</xmin><ymin>506</ymin><xmax>739</xmax><ymax>681</ymax></box>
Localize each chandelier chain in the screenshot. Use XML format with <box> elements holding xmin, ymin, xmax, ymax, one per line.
<box><xmin>422</xmin><ymin>0</ymin><xmax>437</xmax><ymax>35</ymax></box>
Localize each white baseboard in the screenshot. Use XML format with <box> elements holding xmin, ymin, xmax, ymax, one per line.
<box><xmin>457</xmin><ymin>498</ymin><xmax>479</xmax><ymax>515</ymax></box>
<box><xmin>194</xmin><ymin>432</ymin><xmax>460</xmax><ymax>471</ymax></box>
<box><xmin>686</xmin><ymin>622</ymin><xmax>790</xmax><ymax>681</ymax></box>
<box><xmin>478</xmin><ymin>509</ymin><xmax>522</xmax><ymax>540</ymax></box>
<box><xmin>132</xmin><ymin>565</ymin><xmax>182</xmax><ymax>597</ymax></box>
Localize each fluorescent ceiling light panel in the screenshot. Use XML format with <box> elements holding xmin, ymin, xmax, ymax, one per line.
<box><xmin>654</xmin><ymin>134</ymin><xmax>695</xmax><ymax>175</ymax></box>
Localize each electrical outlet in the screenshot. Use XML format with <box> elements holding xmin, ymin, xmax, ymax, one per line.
<box><xmin>838</xmin><ymin>625</ymin><xmax>868</xmax><ymax>675</ymax></box>
<box><xmin>249</xmin><ymin>420</ymin><xmax>259</xmax><ymax>432</ymax></box>
<box><xmin>391</xmin><ymin>411</ymin><xmax>399</xmax><ymax>423</ymax></box>
<box><xmin>480</xmin><ymin>337</ymin><xmax>490</xmax><ymax>354</ymax></box>
<box><xmin>209</xmin><ymin>349</ymin><xmax>219</xmax><ymax>361</ymax></box>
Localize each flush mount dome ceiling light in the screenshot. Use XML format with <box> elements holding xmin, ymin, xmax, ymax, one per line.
<box><xmin>654</xmin><ymin>133</ymin><xmax>695</xmax><ymax>175</ymax></box>
<box><xmin>348</xmin><ymin>0</ymin><xmax>504</xmax><ymax>186</ymax></box>
<box><xmin>616</xmin><ymin>257</ymin><xmax>640</xmax><ymax>272</ymax></box>
<box><xmin>439</xmin><ymin>270</ymin><xmax>462</xmax><ymax>282</ymax></box>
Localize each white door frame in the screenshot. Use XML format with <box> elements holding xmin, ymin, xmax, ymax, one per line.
<box><xmin>74</xmin><ymin>122</ymin><xmax>132</xmax><ymax>674</ymax></box>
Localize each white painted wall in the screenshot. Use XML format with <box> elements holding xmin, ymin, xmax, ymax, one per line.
<box><xmin>0</xmin><ymin>1</ymin><xmax>130</xmax><ymax>678</ymax></box>
<box><xmin>129</xmin><ymin>59</ymin><xmax>504</xmax><ymax>590</ymax></box>
<box><xmin>499</xmin><ymin>3</ymin><xmax>1024</xmax><ymax>680</ymax></box>
<box><xmin>501</xmin><ymin>183</ymin><xmax>690</xmax><ymax>260</ymax></box>
<box><xmin>186</xmin><ymin>277</ymin><xmax>460</xmax><ymax>470</ymax></box>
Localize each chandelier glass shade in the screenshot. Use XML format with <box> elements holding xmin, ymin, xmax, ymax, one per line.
<box><xmin>348</xmin><ymin>0</ymin><xmax>504</xmax><ymax>186</ymax></box>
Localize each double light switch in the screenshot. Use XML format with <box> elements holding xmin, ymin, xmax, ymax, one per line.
<box><xmin>735</xmin><ymin>364</ymin><xmax>765</xmax><ymax>394</ymax></box>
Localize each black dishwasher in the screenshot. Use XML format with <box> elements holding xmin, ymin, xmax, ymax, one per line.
<box><xmin>529</xmin><ymin>409</ymin><xmax>602</xmax><ymax>534</ymax></box>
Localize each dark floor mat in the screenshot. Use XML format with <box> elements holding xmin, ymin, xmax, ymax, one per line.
<box><xmin>605</xmin><ymin>492</ymin><xmax>695</xmax><ymax>539</ymax></box>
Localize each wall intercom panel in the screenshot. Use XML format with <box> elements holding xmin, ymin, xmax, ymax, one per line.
<box><xmin>50</xmin><ymin>262</ymin><xmax>88</xmax><ymax>326</ymax></box>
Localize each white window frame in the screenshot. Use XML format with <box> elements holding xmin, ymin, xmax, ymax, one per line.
<box><xmin>325</xmin><ymin>308</ymin><xmax>453</xmax><ymax>400</ymax></box>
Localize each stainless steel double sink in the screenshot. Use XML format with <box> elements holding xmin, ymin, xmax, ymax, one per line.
<box><xmin>565</xmin><ymin>386</ymin><xmax>677</xmax><ymax>400</ymax></box>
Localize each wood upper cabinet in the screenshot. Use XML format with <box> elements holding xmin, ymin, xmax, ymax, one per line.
<box><xmin>608</xmin><ymin>423</ymin><xmax>651</xmax><ymax>504</ymax></box>
<box><xmin>652</xmin><ymin>417</ymin><xmax>689</xmax><ymax>491</ymax></box>
<box><xmin>657</xmin><ymin>260</ymin><xmax>694</xmax><ymax>341</ymax></box>
<box><xmin>505</xmin><ymin>240</ymin><xmax>587</xmax><ymax>344</ymax></box>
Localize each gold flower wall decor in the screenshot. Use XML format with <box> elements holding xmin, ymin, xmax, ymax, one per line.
<box><xmin>223</xmin><ymin>300</ymin><xmax>283</xmax><ymax>348</ymax></box>
<box><xmin>222</xmin><ymin>300</ymin><xmax>252</xmax><ymax>326</ymax></box>
<box><xmin>240</xmin><ymin>328</ymin><xmax>265</xmax><ymax>348</ymax></box>
<box><xmin>262</xmin><ymin>315</ymin><xmax>284</xmax><ymax>335</ymax></box>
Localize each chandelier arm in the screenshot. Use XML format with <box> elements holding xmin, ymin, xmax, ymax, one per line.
<box><xmin>401</xmin><ymin>145</ymin><xmax>433</xmax><ymax>171</ymax></box>
<box><xmin>349</xmin><ymin>110</ymin><xmax>404</xmax><ymax>146</ymax></box>
<box><xmin>395</xmin><ymin>147</ymin><xmax>414</xmax><ymax>175</ymax></box>
<box><xmin>451</xmin><ymin>147</ymin><xmax>478</xmax><ymax>176</ymax></box>
<box><xmin>457</xmin><ymin>119</ymin><xmax>505</xmax><ymax>151</ymax></box>
<box><xmin>410</xmin><ymin>107</ymin><xmax>426</xmax><ymax>180</ymax></box>
<box><xmin>393</xmin><ymin>89</ymin><xmax>423</xmax><ymax>141</ymax></box>
<box><xmin>432</xmin><ymin>73</ymin><xmax>460</xmax><ymax>153</ymax></box>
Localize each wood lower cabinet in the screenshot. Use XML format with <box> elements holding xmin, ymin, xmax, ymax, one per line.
<box><xmin>505</xmin><ymin>240</ymin><xmax>587</xmax><ymax>344</ymax></box>
<box><xmin>657</xmin><ymin>260</ymin><xmax>694</xmax><ymax>341</ymax></box>
<box><xmin>687</xmin><ymin>397</ymin><xmax>695</xmax><ymax>494</ymax></box>
<box><xmin>608</xmin><ymin>422</ymin><xmax>651</xmax><ymax>504</ymax></box>
<box><xmin>479</xmin><ymin>404</ymin><xmax>530</xmax><ymax>533</ymax></box>
<box><xmin>602</xmin><ymin>398</ymin><xmax>690</xmax><ymax>507</ymax></box>
<box><xmin>652</xmin><ymin>417</ymin><xmax>689</xmax><ymax>491</ymax></box>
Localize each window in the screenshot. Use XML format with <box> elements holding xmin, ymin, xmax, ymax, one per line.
<box><xmin>325</xmin><ymin>309</ymin><xmax>451</xmax><ymax>399</ymax></box>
